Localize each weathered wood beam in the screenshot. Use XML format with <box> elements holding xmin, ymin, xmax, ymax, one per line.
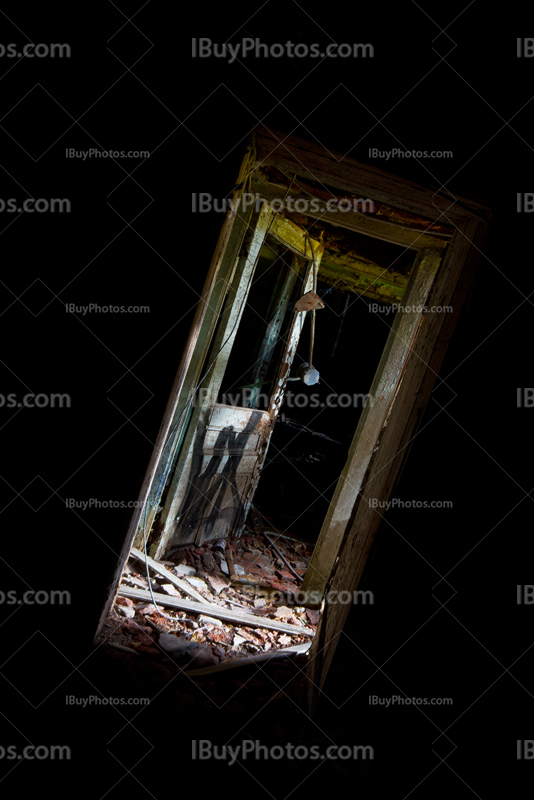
<box><xmin>320</xmin><ymin>250</ymin><xmax>408</xmax><ymax>289</ymax></box>
<box><xmin>94</xmin><ymin>143</ymin><xmax>258</xmax><ymax>640</ymax></box>
<box><xmin>269</xmin><ymin>213</ymin><xmax>325</xmax><ymax>259</ymax></box>
<box><xmin>318</xmin><ymin>253</ymin><xmax>408</xmax><ymax>302</ymax></box>
<box><xmin>251</xmin><ymin>180</ymin><xmax>449</xmax><ymax>252</ymax></box>
<box><xmin>300</xmin><ymin>247</ymin><xmax>443</xmax><ymax>606</ymax></box>
<box><xmin>318</xmin><ymin>266</ymin><xmax>404</xmax><ymax>302</ymax></box>
<box><xmin>248</xmin><ymin>258</ymin><xmax>299</xmax><ymax>406</ymax></box>
<box><xmin>134</xmin><ymin>198</ymin><xmax>258</xmax><ymax>550</ymax></box>
<box><xmin>156</xmin><ymin>204</ymin><xmax>275</xmax><ymax>555</ymax></box>
<box><xmin>129</xmin><ymin>546</ymin><xmax>205</xmax><ymax>603</ymax></box>
<box><xmin>253</xmin><ymin>126</ymin><xmax>489</xmax><ymax>222</ymax></box>
<box><xmin>117</xmin><ymin>587</ymin><xmax>315</xmax><ymax>636</ymax></box>
<box><xmin>307</xmin><ymin>216</ymin><xmax>487</xmax><ymax>692</ymax></box>
<box><xmin>184</xmin><ymin>642</ymin><xmax>311</xmax><ymax>676</ymax></box>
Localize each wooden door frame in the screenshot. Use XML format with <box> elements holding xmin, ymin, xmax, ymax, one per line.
<box><xmin>94</xmin><ymin>142</ymin><xmax>257</xmax><ymax>638</ymax></box>
<box><xmin>252</xmin><ymin>127</ymin><xmax>491</xmax><ymax>701</ymax></box>
<box><xmin>305</xmin><ymin>214</ymin><xmax>489</xmax><ymax>700</ymax></box>
<box><xmin>95</xmin><ymin>124</ymin><xmax>491</xmax><ymax>700</ymax></box>
<box><xmin>300</xmin><ymin>246</ymin><xmax>444</xmax><ymax>606</ymax></box>
<box><xmin>94</xmin><ymin>166</ymin><xmax>323</xmax><ymax>638</ymax></box>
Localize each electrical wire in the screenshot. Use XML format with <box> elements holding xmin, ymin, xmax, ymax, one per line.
<box><xmin>304</xmin><ymin>234</ymin><xmax>318</xmax><ymax>369</ymax></box>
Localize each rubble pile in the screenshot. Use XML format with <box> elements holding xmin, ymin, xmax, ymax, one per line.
<box><xmin>97</xmin><ymin>530</ymin><xmax>319</xmax><ymax>671</ymax></box>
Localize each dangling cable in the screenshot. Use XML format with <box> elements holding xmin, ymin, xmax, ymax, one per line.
<box><xmin>304</xmin><ymin>234</ymin><xmax>318</xmax><ymax>368</ymax></box>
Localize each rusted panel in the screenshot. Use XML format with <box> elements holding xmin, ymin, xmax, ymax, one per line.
<box><xmin>294</xmin><ymin>290</ymin><xmax>325</xmax><ymax>312</ymax></box>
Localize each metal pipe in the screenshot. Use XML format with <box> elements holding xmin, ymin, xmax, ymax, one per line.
<box><xmin>263</xmin><ymin>532</ymin><xmax>304</xmax><ymax>584</ymax></box>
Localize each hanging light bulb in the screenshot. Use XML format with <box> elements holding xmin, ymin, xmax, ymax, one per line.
<box><xmin>296</xmin><ymin>362</ymin><xmax>320</xmax><ymax>386</ymax></box>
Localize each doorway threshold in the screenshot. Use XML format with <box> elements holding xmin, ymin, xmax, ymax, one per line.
<box><xmin>95</xmin><ymin>527</ymin><xmax>319</xmax><ymax>675</ymax></box>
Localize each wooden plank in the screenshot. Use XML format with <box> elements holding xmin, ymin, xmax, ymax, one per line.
<box><xmin>300</xmin><ymin>247</ymin><xmax>443</xmax><ymax>604</ymax></box>
<box><xmin>254</xmin><ymin>126</ymin><xmax>489</xmax><ymax>223</ymax></box>
<box><xmin>307</xmin><ymin>216</ymin><xmax>487</xmax><ymax>691</ymax></box>
<box><xmin>133</xmin><ymin>198</ymin><xmax>258</xmax><ymax>551</ymax></box>
<box><xmin>395</xmin><ymin>218</ymin><xmax>490</xmax><ymax>459</ymax></box>
<box><xmin>184</xmin><ymin>642</ymin><xmax>311</xmax><ymax>676</ymax></box>
<box><xmin>94</xmin><ymin>142</ymin><xmax>257</xmax><ymax>640</ymax></box>
<box><xmin>158</xmin><ymin>204</ymin><xmax>275</xmax><ymax>552</ymax></box>
<box><xmin>117</xmin><ymin>587</ymin><xmax>315</xmax><ymax>636</ymax></box>
<box><xmin>248</xmin><ymin>257</ymin><xmax>299</xmax><ymax>407</ymax></box>
<box><xmin>252</xmin><ymin>177</ymin><xmax>449</xmax><ymax>251</ymax></box>
<box><xmin>318</xmin><ymin>256</ymin><xmax>407</xmax><ymax>303</ymax></box>
<box><xmin>269</xmin><ymin>214</ymin><xmax>325</xmax><ymax>258</ymax></box>
<box><xmin>129</xmin><ymin>546</ymin><xmax>206</xmax><ymax>603</ymax></box>
<box><xmin>321</xmin><ymin>251</ymin><xmax>409</xmax><ymax>289</ymax></box>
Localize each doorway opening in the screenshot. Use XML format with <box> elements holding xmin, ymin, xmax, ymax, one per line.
<box><xmin>93</xmin><ymin>124</ymin><xmax>488</xmax><ymax>692</ymax></box>
<box><xmin>95</xmin><ymin>209</ymin><xmax>421</xmax><ymax>672</ymax></box>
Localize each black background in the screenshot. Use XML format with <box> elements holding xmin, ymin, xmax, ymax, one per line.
<box><xmin>0</xmin><ymin>2</ymin><xmax>533</xmax><ymax>798</ymax></box>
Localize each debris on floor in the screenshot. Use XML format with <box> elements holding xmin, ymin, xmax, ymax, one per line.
<box><xmin>96</xmin><ymin>530</ymin><xmax>318</xmax><ymax>672</ymax></box>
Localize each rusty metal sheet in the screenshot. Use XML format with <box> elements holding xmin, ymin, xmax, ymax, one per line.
<box><xmin>294</xmin><ymin>290</ymin><xmax>325</xmax><ymax>313</ymax></box>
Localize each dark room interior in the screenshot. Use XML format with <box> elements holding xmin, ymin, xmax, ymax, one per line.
<box><xmin>0</xmin><ymin>5</ymin><xmax>532</xmax><ymax>800</ymax></box>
